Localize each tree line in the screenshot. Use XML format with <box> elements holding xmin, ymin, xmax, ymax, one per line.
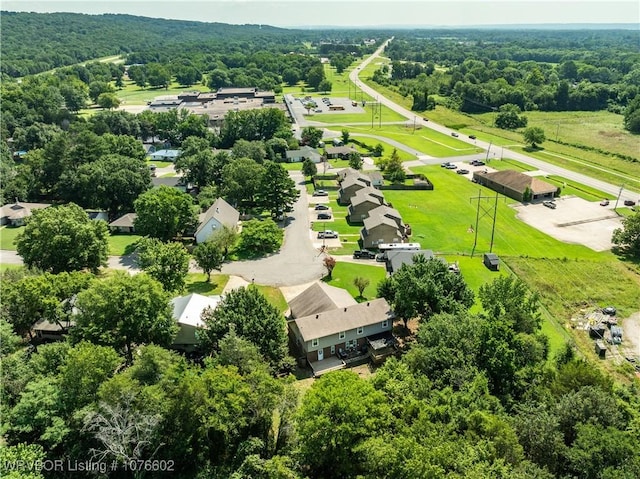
<box><xmin>2</xmin><ymin>257</ymin><xmax>638</xmax><ymax>478</ymax></box>
<box><xmin>372</xmin><ymin>29</ymin><xmax>640</xmax><ymax>132</ymax></box>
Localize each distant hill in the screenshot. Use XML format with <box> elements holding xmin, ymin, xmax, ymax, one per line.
<box><xmin>0</xmin><ymin>12</ymin><xmax>289</xmax><ymax>77</ymax></box>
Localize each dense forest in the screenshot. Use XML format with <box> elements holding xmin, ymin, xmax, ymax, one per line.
<box><xmin>372</xmin><ymin>29</ymin><xmax>640</xmax><ymax>128</ymax></box>
<box><xmin>0</xmin><ymin>12</ymin><xmax>379</xmax><ymax>77</ymax></box>
<box><xmin>2</xmin><ymin>267</ymin><xmax>640</xmax><ymax>478</ymax></box>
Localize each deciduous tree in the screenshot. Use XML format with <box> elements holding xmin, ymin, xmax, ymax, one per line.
<box><xmin>134</xmin><ymin>185</ymin><xmax>198</xmax><ymax>242</ymax></box>
<box><xmin>302</xmin><ymin>158</ymin><xmax>317</xmax><ymax>178</ymax></box>
<box><xmin>295</xmin><ymin>371</ymin><xmax>392</xmax><ymax>478</ymax></box>
<box><xmin>193</xmin><ymin>240</ymin><xmax>225</xmax><ymax>281</ymax></box>
<box><xmin>73</xmin><ymin>272</ymin><xmax>176</xmax><ymax>363</ymax></box>
<box><xmin>220</xmin><ymin>158</ymin><xmax>266</xmax><ymax>210</ymax></box>
<box><xmin>523</xmin><ymin>126</ymin><xmax>546</xmax><ymax>148</ymax></box>
<box><xmin>323</xmin><ymin>255</ymin><xmax>336</xmax><ymax>279</ymax></box>
<box><xmin>16</xmin><ymin>203</ymin><xmax>109</xmax><ymax>274</ymax></box>
<box><xmin>59</xmin><ymin>154</ymin><xmax>151</xmax><ymax>220</ymax></box>
<box><xmin>347</xmin><ymin>151</ymin><xmax>363</xmax><ymax>170</ymax></box>
<box><xmin>239</xmin><ymin>219</ymin><xmax>283</xmax><ymax>255</ymax></box>
<box><xmin>136</xmin><ymin>238</ymin><xmax>190</xmax><ymax>292</ymax></box>
<box><xmin>494</xmin><ymin>103</ymin><xmax>528</xmax><ymax>129</ymax></box>
<box><xmin>377</xmin><ymin>254</ymin><xmax>474</xmax><ymax>327</ymax></box>
<box><xmin>300</xmin><ymin>127</ymin><xmax>323</xmax><ymax>148</ymax></box>
<box><xmin>612</xmin><ymin>211</ymin><xmax>640</xmax><ymax>258</ymax></box>
<box><xmin>353</xmin><ymin>276</ymin><xmax>370</xmax><ymax>298</ymax></box>
<box><xmin>200</xmin><ymin>286</ymin><xmax>288</xmax><ymax>368</ymax></box>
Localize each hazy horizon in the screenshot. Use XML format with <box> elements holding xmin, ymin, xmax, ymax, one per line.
<box><xmin>3</xmin><ymin>1</ymin><xmax>639</xmax><ymax>28</ymax></box>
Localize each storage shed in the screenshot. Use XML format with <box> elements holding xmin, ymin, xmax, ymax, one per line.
<box><xmin>483</xmin><ymin>253</ymin><xmax>500</xmax><ymax>271</ymax></box>
<box><xmin>595</xmin><ymin>340</ymin><xmax>607</xmax><ymax>359</ymax></box>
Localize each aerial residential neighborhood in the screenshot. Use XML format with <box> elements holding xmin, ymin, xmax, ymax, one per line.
<box><xmin>1</xmin><ymin>3</ymin><xmax>639</xmax><ymax>478</ymax></box>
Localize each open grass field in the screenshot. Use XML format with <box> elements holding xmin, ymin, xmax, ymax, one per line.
<box><xmin>116</xmin><ymin>79</ymin><xmax>209</xmax><ymax>106</ymax></box>
<box><xmin>108</xmin><ymin>234</ymin><xmax>142</xmax><ymax>256</ymax></box>
<box><xmin>324</xmin><ymin>262</ymin><xmax>387</xmax><ymax>301</ymax></box>
<box><xmin>347</xmin><ymin>124</ymin><xmax>483</xmax><ymax>158</ymax></box>
<box><xmin>349</xmin><ymin>136</ymin><xmax>415</xmax><ymax>162</ymax></box>
<box><xmin>545</xmin><ymin>175</ymin><xmax>614</xmax><ymax>202</ymax></box>
<box><xmin>358</xmin><ymin>57</ymin><xmax>640</xmax><ymax>192</ymax></box>
<box><xmin>0</xmin><ymin>226</ymin><xmax>22</xmax><ymax>250</ymax></box>
<box><xmin>395</xmin><ymin>165</ymin><xmax>605</xmax><ymax>261</ymax></box>
<box><xmin>487</xmin><ymin>158</ymin><xmax>536</xmax><ymax>172</ymax></box>
<box><xmin>506</xmin><ymin>257</ymin><xmax>640</xmax><ymax>321</ymax></box>
<box><xmin>475</xmin><ymin>110</ymin><xmax>640</xmax><ymax>161</ymax></box>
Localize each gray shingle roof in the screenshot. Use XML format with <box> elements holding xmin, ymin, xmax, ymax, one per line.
<box><xmin>294</xmin><ymin>298</ymin><xmax>394</xmax><ymax>341</ymax></box>
<box><xmin>289</xmin><ymin>282</ymin><xmax>357</xmax><ymax>319</ymax></box>
<box><xmin>108</xmin><ymin>213</ymin><xmax>137</xmax><ymax>228</ymax></box>
<box><xmin>195</xmin><ymin>197</ymin><xmax>240</xmax><ymax>236</ymax></box>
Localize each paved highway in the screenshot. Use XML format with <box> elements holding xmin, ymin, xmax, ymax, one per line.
<box><xmin>350</xmin><ymin>39</ymin><xmax>639</xmax><ymax>203</ymax></box>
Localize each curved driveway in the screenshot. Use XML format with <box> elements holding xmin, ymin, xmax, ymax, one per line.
<box><xmin>350</xmin><ymin>39</ymin><xmax>638</xmax><ymax>202</ymax></box>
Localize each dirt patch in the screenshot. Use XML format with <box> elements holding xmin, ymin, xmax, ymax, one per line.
<box><xmin>598</xmin><ymin>130</ymin><xmax>624</xmax><ymax>138</ymax></box>
<box><xmin>622</xmin><ymin>312</ymin><xmax>640</xmax><ymax>358</ymax></box>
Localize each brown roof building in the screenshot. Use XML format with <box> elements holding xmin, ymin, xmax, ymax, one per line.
<box><xmin>472</xmin><ymin>169</ymin><xmax>557</xmax><ymax>202</ymax></box>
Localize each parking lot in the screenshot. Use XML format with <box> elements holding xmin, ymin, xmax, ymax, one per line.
<box><xmin>296</xmin><ymin>95</ymin><xmax>365</xmax><ymax>115</ymax></box>
<box><xmin>513</xmin><ymin>196</ymin><xmax>623</xmax><ymax>251</ymax></box>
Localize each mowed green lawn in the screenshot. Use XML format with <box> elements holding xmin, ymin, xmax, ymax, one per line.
<box><xmin>325</xmin><ymin>262</ymin><xmax>387</xmax><ymax>301</ymax></box>
<box><xmin>392</xmin><ymin>165</ymin><xmax>605</xmax><ymax>261</ymax></box>
<box><xmin>0</xmin><ymin>226</ymin><xmax>23</xmax><ymax>250</ymax></box>
<box><xmin>348</xmin><ymin>124</ymin><xmax>483</xmax><ymax>158</ymax></box>
<box><xmin>349</xmin><ymin>136</ymin><xmax>415</xmax><ymax>162</ymax></box>
<box><xmin>108</xmin><ymin>234</ymin><xmax>142</xmax><ymax>256</ymax></box>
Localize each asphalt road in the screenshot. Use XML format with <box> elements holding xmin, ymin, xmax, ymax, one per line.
<box><xmin>219</xmin><ymin>171</ymin><xmax>327</xmax><ymax>285</ymax></box>
<box><xmin>350</xmin><ymin>39</ymin><xmax>639</xmax><ymax>203</ymax></box>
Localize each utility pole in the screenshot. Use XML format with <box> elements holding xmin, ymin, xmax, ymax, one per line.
<box><xmin>469</xmin><ymin>190</ymin><xmax>503</xmax><ymax>257</ymax></box>
<box><xmin>489</xmin><ymin>192</ymin><xmax>499</xmax><ymax>253</ymax></box>
<box><xmin>371</xmin><ymin>101</ymin><xmax>375</xmax><ymax>128</ymax></box>
<box><xmin>614</xmin><ymin>184</ymin><xmax>624</xmax><ymax>213</ymax></box>
<box><xmin>485</xmin><ymin>141</ymin><xmax>492</xmax><ymax>162</ymax></box>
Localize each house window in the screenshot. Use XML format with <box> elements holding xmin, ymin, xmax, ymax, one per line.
<box><xmin>357</xmin><ymin>327</ymin><xmax>364</xmax><ymax>335</ymax></box>
<box><xmin>382</xmin><ymin>320</ymin><xmax>388</xmax><ymax>328</ymax></box>
<box><xmin>311</xmin><ymin>338</ymin><xmax>319</xmax><ymax>348</ymax></box>
<box><xmin>338</xmin><ymin>331</ymin><xmax>345</xmax><ymax>340</ymax></box>
<box><xmin>330</xmin><ymin>345</ymin><xmax>335</xmax><ymax>355</ymax></box>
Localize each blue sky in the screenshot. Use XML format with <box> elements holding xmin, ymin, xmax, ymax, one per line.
<box><xmin>3</xmin><ymin>1</ymin><xmax>639</xmax><ymax>27</ymax></box>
